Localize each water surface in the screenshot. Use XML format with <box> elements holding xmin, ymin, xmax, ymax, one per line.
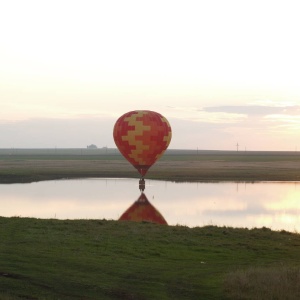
<box><xmin>1</xmin><ymin>178</ymin><xmax>299</xmax><ymax>232</ymax></box>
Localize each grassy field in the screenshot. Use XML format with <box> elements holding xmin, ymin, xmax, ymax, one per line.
<box><xmin>1</xmin><ymin>217</ymin><xmax>300</xmax><ymax>300</ymax></box>
<box><xmin>0</xmin><ymin>148</ymin><xmax>300</xmax><ymax>183</ymax></box>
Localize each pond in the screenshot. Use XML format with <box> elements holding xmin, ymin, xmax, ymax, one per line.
<box><xmin>1</xmin><ymin>178</ymin><xmax>300</xmax><ymax>232</ymax></box>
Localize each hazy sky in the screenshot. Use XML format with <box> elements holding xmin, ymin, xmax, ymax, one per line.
<box><xmin>1</xmin><ymin>0</ymin><xmax>300</xmax><ymax>150</ymax></box>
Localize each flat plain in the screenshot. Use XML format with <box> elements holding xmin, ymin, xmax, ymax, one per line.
<box><xmin>0</xmin><ymin>148</ymin><xmax>300</xmax><ymax>183</ymax></box>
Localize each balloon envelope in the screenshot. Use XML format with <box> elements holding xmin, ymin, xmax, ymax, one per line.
<box><xmin>119</xmin><ymin>193</ymin><xmax>167</xmax><ymax>225</ymax></box>
<box><xmin>113</xmin><ymin>110</ymin><xmax>172</xmax><ymax>177</ymax></box>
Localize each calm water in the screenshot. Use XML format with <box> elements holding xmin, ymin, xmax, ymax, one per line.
<box><xmin>1</xmin><ymin>178</ymin><xmax>300</xmax><ymax>232</ymax></box>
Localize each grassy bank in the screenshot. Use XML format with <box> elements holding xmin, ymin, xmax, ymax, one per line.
<box><xmin>1</xmin><ymin>149</ymin><xmax>300</xmax><ymax>183</ymax></box>
<box><xmin>1</xmin><ymin>217</ymin><xmax>300</xmax><ymax>299</ymax></box>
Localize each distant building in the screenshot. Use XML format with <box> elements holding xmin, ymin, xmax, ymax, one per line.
<box><xmin>87</xmin><ymin>144</ymin><xmax>97</xmax><ymax>149</ymax></box>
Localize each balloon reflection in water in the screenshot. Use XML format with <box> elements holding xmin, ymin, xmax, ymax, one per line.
<box><xmin>119</xmin><ymin>192</ymin><xmax>167</xmax><ymax>225</ymax></box>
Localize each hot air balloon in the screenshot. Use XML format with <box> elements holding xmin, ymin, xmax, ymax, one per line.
<box><xmin>113</xmin><ymin>110</ymin><xmax>172</xmax><ymax>177</ymax></box>
<box><xmin>119</xmin><ymin>192</ymin><xmax>167</xmax><ymax>225</ymax></box>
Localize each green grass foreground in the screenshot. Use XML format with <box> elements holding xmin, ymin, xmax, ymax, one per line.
<box><xmin>1</xmin><ymin>217</ymin><xmax>300</xmax><ymax>299</ymax></box>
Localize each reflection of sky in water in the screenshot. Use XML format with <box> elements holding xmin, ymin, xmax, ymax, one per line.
<box><xmin>1</xmin><ymin>179</ymin><xmax>300</xmax><ymax>232</ymax></box>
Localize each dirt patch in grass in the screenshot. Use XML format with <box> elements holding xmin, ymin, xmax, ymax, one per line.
<box><xmin>223</xmin><ymin>265</ymin><xmax>300</xmax><ymax>299</ymax></box>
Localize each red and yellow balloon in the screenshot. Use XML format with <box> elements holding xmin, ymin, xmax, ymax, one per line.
<box><xmin>113</xmin><ymin>110</ymin><xmax>172</xmax><ymax>177</ymax></box>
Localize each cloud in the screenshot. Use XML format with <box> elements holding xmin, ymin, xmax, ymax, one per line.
<box><xmin>167</xmin><ymin>104</ymin><xmax>300</xmax><ymax>150</ymax></box>
<box><xmin>0</xmin><ymin>117</ymin><xmax>116</xmax><ymax>148</ymax></box>
<box><xmin>0</xmin><ymin>111</ymin><xmax>298</xmax><ymax>151</ymax></box>
<box><xmin>167</xmin><ymin>106</ymin><xmax>247</xmax><ymax>124</ymax></box>
<box><xmin>202</xmin><ymin>105</ymin><xmax>300</xmax><ymax>116</ymax></box>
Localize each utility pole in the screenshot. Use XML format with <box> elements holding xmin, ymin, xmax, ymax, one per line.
<box><xmin>236</xmin><ymin>143</ymin><xmax>239</xmax><ymax>152</ymax></box>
